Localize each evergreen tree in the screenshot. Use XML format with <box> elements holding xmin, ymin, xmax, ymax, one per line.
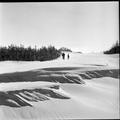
<box><xmin>0</xmin><ymin>44</ymin><xmax>60</xmax><ymax>61</ymax></box>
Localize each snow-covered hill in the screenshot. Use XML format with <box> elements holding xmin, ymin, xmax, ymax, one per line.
<box><xmin>0</xmin><ymin>52</ymin><xmax>119</xmax><ymax>119</ymax></box>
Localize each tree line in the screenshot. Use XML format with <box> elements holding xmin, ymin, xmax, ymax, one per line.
<box><xmin>0</xmin><ymin>44</ymin><xmax>61</xmax><ymax>61</ymax></box>
<box><xmin>104</xmin><ymin>41</ymin><xmax>119</xmax><ymax>54</ymax></box>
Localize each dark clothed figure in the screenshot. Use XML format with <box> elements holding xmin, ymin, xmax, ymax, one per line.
<box><xmin>62</xmin><ymin>53</ymin><xmax>65</xmax><ymax>60</ymax></box>
<box><xmin>67</xmin><ymin>54</ymin><xmax>70</xmax><ymax>59</ymax></box>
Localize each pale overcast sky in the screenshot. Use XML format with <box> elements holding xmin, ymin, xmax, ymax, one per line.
<box><xmin>0</xmin><ymin>2</ymin><xmax>118</xmax><ymax>53</ymax></box>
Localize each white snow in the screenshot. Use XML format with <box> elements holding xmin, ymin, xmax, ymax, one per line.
<box><xmin>0</xmin><ymin>52</ymin><xmax>119</xmax><ymax>74</ymax></box>
<box><xmin>0</xmin><ymin>81</ymin><xmax>60</xmax><ymax>92</ymax></box>
<box><xmin>0</xmin><ymin>52</ymin><xmax>119</xmax><ymax>119</ymax></box>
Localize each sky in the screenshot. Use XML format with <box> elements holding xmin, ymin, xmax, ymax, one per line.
<box><xmin>0</xmin><ymin>2</ymin><xmax>119</xmax><ymax>53</ymax></box>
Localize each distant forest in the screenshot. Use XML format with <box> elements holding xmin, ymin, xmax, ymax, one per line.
<box><xmin>104</xmin><ymin>41</ymin><xmax>119</xmax><ymax>54</ymax></box>
<box><xmin>0</xmin><ymin>44</ymin><xmax>61</xmax><ymax>61</ymax></box>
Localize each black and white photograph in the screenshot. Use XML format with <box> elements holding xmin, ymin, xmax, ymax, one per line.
<box><xmin>0</xmin><ymin>2</ymin><xmax>119</xmax><ymax>119</ymax></box>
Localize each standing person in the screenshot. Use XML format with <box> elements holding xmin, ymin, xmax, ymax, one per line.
<box><xmin>62</xmin><ymin>53</ymin><xmax>65</xmax><ymax>60</ymax></box>
<box><xmin>67</xmin><ymin>54</ymin><xmax>70</xmax><ymax>59</ymax></box>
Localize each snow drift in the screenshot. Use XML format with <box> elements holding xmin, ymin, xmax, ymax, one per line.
<box><xmin>0</xmin><ymin>52</ymin><xmax>119</xmax><ymax>119</ymax></box>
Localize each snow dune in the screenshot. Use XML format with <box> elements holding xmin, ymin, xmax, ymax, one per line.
<box><xmin>0</xmin><ymin>52</ymin><xmax>119</xmax><ymax>119</ymax></box>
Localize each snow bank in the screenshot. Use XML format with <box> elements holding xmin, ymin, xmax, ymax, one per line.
<box><xmin>0</xmin><ymin>81</ymin><xmax>60</xmax><ymax>92</ymax></box>
<box><xmin>0</xmin><ymin>77</ymin><xmax>119</xmax><ymax>119</ymax></box>
<box><xmin>0</xmin><ymin>53</ymin><xmax>119</xmax><ymax>119</ymax></box>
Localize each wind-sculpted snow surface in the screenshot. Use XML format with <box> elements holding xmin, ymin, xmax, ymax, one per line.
<box><xmin>0</xmin><ymin>83</ymin><xmax>70</xmax><ymax>107</ymax></box>
<box><xmin>0</xmin><ymin>53</ymin><xmax>119</xmax><ymax>119</ymax></box>
<box><xmin>0</xmin><ymin>67</ymin><xmax>119</xmax><ymax>83</ymax></box>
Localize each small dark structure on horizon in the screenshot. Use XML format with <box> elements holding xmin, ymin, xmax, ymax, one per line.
<box><xmin>59</xmin><ymin>47</ymin><xmax>72</xmax><ymax>52</ymax></box>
